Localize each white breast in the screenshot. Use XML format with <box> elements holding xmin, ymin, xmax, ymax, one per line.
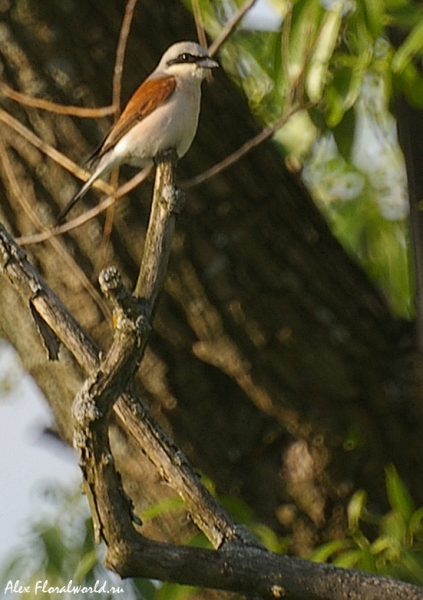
<box><xmin>113</xmin><ymin>79</ymin><xmax>202</xmax><ymax>168</ymax></box>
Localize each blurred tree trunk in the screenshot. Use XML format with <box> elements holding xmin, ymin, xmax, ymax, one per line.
<box><xmin>1</xmin><ymin>0</ymin><xmax>422</xmax><ymax>559</ymax></box>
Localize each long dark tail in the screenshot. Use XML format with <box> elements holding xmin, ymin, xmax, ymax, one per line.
<box><xmin>55</xmin><ymin>159</ymin><xmax>109</xmax><ymax>225</ymax></box>
<box><xmin>55</xmin><ymin>182</ymin><xmax>90</xmax><ymax>224</ymax></box>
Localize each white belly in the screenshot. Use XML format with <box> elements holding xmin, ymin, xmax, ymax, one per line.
<box><xmin>113</xmin><ymin>83</ymin><xmax>201</xmax><ymax>167</ymax></box>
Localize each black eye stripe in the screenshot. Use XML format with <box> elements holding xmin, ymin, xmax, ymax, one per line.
<box><xmin>167</xmin><ymin>53</ymin><xmax>205</xmax><ymax>66</ymax></box>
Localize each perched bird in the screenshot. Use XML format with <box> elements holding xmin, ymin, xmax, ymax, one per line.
<box><xmin>57</xmin><ymin>41</ymin><xmax>218</xmax><ymax>223</ymax></box>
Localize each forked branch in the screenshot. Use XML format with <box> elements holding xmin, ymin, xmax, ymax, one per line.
<box><xmin>0</xmin><ymin>154</ymin><xmax>422</xmax><ymax>599</ymax></box>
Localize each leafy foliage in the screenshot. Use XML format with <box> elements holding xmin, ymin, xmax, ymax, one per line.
<box><xmin>0</xmin><ymin>483</ymin><xmax>150</xmax><ymax>600</ymax></box>
<box><xmin>310</xmin><ymin>465</ymin><xmax>423</xmax><ymax>584</ymax></box>
<box><xmin>0</xmin><ymin>478</ymin><xmax>288</xmax><ymax>600</ymax></box>
<box><xmin>187</xmin><ymin>0</ymin><xmax>423</xmax><ymax>317</ymax></box>
<box><xmin>3</xmin><ymin>469</ymin><xmax>423</xmax><ymax>598</ymax></box>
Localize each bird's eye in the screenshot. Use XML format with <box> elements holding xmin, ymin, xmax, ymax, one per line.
<box><xmin>167</xmin><ymin>53</ymin><xmax>201</xmax><ymax>67</ymax></box>
<box><xmin>177</xmin><ymin>53</ymin><xmax>199</xmax><ymax>63</ymax></box>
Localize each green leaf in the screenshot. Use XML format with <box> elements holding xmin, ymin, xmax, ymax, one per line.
<box><xmin>347</xmin><ymin>489</ymin><xmax>367</xmax><ymax>531</ymax></box>
<box><xmin>380</xmin><ymin>511</ymin><xmax>407</xmax><ymax>547</ymax></box>
<box><xmin>157</xmin><ymin>582</ymin><xmax>198</xmax><ymax>600</ymax></box>
<box><xmin>395</xmin><ymin>61</ymin><xmax>423</xmax><ymax>107</ymax></box>
<box><xmin>347</xmin><ymin>3</ymin><xmax>374</xmax><ymax>57</ymax></box>
<box><xmin>309</xmin><ymin>539</ymin><xmax>353</xmax><ymax>563</ymax></box>
<box><xmin>132</xmin><ymin>578</ymin><xmax>159</xmax><ymax>600</ymax></box>
<box><xmin>385</xmin><ymin>464</ymin><xmax>415</xmax><ymax>521</ymax></box>
<box><xmin>73</xmin><ymin>548</ymin><xmax>98</xmax><ymax>582</ymax></box>
<box><xmin>306</xmin><ymin>4</ymin><xmax>343</xmax><ymax>102</ymax></box>
<box><xmin>250</xmin><ymin>523</ymin><xmax>289</xmax><ymax>553</ymax></box>
<box><xmin>385</xmin><ymin>3</ymin><xmax>423</xmax><ymax>29</ymax></box>
<box><xmin>290</xmin><ymin>0</ymin><xmax>325</xmax><ymax>62</ymax></box>
<box><xmin>370</xmin><ymin>535</ymin><xmax>395</xmax><ymax>556</ymax></box>
<box><xmin>223</xmin><ymin>497</ymin><xmax>255</xmax><ymax>523</ymax></box>
<box><xmin>358</xmin><ymin>549</ymin><xmax>378</xmax><ymax>572</ymax></box>
<box><xmin>392</xmin><ymin>18</ymin><xmax>423</xmax><ymax>73</ymax></box>
<box><xmin>409</xmin><ymin>506</ymin><xmax>423</xmax><ymax>536</ymax></box>
<box><xmin>401</xmin><ymin>551</ymin><xmax>423</xmax><ymax>584</ymax></box>
<box><xmin>331</xmin><ymin>107</ymin><xmax>356</xmax><ymax>159</ymax></box>
<box><xmin>325</xmin><ymin>48</ymin><xmax>368</xmax><ymax>127</ymax></box>
<box><xmin>357</xmin><ymin>0</ymin><xmax>385</xmax><ymax>38</ymax></box>
<box><xmin>280</xmin><ymin>0</ymin><xmax>324</xmax><ymax>101</ymax></box>
<box><xmin>141</xmin><ymin>496</ymin><xmax>185</xmax><ymax>522</ymax></box>
<box><xmin>38</xmin><ymin>525</ymin><xmax>66</xmax><ymax>575</ymax></box>
<box><xmin>325</xmin><ymin>79</ymin><xmax>348</xmax><ymax>128</ymax></box>
<box><xmin>333</xmin><ymin>548</ymin><xmax>363</xmax><ymax>568</ymax></box>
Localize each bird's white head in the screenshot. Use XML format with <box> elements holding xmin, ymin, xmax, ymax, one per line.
<box><xmin>157</xmin><ymin>41</ymin><xmax>219</xmax><ymax>80</ymax></box>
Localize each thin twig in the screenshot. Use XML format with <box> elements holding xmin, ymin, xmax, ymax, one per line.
<box><xmin>192</xmin><ymin>0</ymin><xmax>208</xmax><ymax>51</ymax></box>
<box><xmin>92</xmin><ymin>0</ymin><xmax>138</xmax><ymax>274</ymax></box>
<box><xmin>0</xmin><ymin>82</ymin><xmax>114</xmax><ymax>118</ymax></box>
<box><xmin>16</xmin><ymin>167</ymin><xmax>153</xmax><ymax>246</ymax></box>
<box><xmin>208</xmin><ymin>0</ymin><xmax>258</xmax><ymax>56</ymax></box>
<box><xmin>2</xmin><ymin>0</ymin><xmax>138</xmax><ymax>263</ymax></box>
<box><xmin>113</xmin><ymin>0</ymin><xmax>139</xmax><ymax>118</ymax></box>
<box><xmin>281</xmin><ymin>3</ymin><xmax>294</xmax><ymax>114</ymax></box>
<box><xmin>0</xmin><ymin>107</ymin><xmax>113</xmax><ymax>195</ymax></box>
<box><xmin>0</xmin><ymin>141</ymin><xmax>45</xmax><ymax>230</ymax></box>
<box><xmin>182</xmin><ymin>103</ymin><xmax>314</xmax><ymax>189</ymax></box>
<box><xmin>0</xmin><ymin>140</ymin><xmax>110</xmax><ymax>317</ymax></box>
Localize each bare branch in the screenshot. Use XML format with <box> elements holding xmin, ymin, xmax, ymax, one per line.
<box><xmin>0</xmin><ymin>159</ymin><xmax>242</xmax><ymax>548</ymax></box>
<box><xmin>16</xmin><ymin>167</ymin><xmax>153</xmax><ymax>246</ymax></box>
<box><xmin>0</xmin><ymin>226</ymin><xmax>101</xmax><ymax>368</ymax></box>
<box><xmin>208</xmin><ymin>0</ymin><xmax>259</xmax><ymax>57</ymax></box>
<box><xmin>0</xmin><ymin>139</ymin><xmax>109</xmax><ymax>316</ymax></box>
<box><xmin>1</xmin><ymin>166</ymin><xmax>422</xmax><ymax>599</ymax></box>
<box><xmin>191</xmin><ymin>0</ymin><xmax>208</xmax><ymax>51</ymax></box>
<box><xmin>134</xmin><ymin>151</ymin><xmax>183</xmax><ymax>304</ymax></box>
<box><xmin>0</xmin><ymin>82</ymin><xmax>115</xmax><ymax>118</ymax></box>
<box><xmin>113</xmin><ymin>0</ymin><xmax>139</xmax><ymax>117</ymax></box>
<box><xmin>182</xmin><ymin>104</ymin><xmax>313</xmax><ymax>190</ymax></box>
<box><xmin>0</xmin><ymin>107</ymin><xmax>113</xmax><ymax>196</ymax></box>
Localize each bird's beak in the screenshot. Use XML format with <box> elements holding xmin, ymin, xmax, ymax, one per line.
<box><xmin>199</xmin><ymin>57</ymin><xmax>219</xmax><ymax>70</ymax></box>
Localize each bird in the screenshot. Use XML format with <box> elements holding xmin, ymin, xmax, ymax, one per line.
<box><xmin>56</xmin><ymin>41</ymin><xmax>218</xmax><ymax>223</ymax></box>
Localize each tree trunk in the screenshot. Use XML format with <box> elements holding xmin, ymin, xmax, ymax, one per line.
<box><xmin>0</xmin><ymin>0</ymin><xmax>422</xmax><ymax>558</ymax></box>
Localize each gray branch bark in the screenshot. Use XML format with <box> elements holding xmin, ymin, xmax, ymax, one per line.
<box><xmin>2</xmin><ymin>1</ymin><xmax>423</xmax><ymax>557</ymax></box>
<box><xmin>1</xmin><ymin>154</ymin><xmax>422</xmax><ymax>599</ymax></box>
